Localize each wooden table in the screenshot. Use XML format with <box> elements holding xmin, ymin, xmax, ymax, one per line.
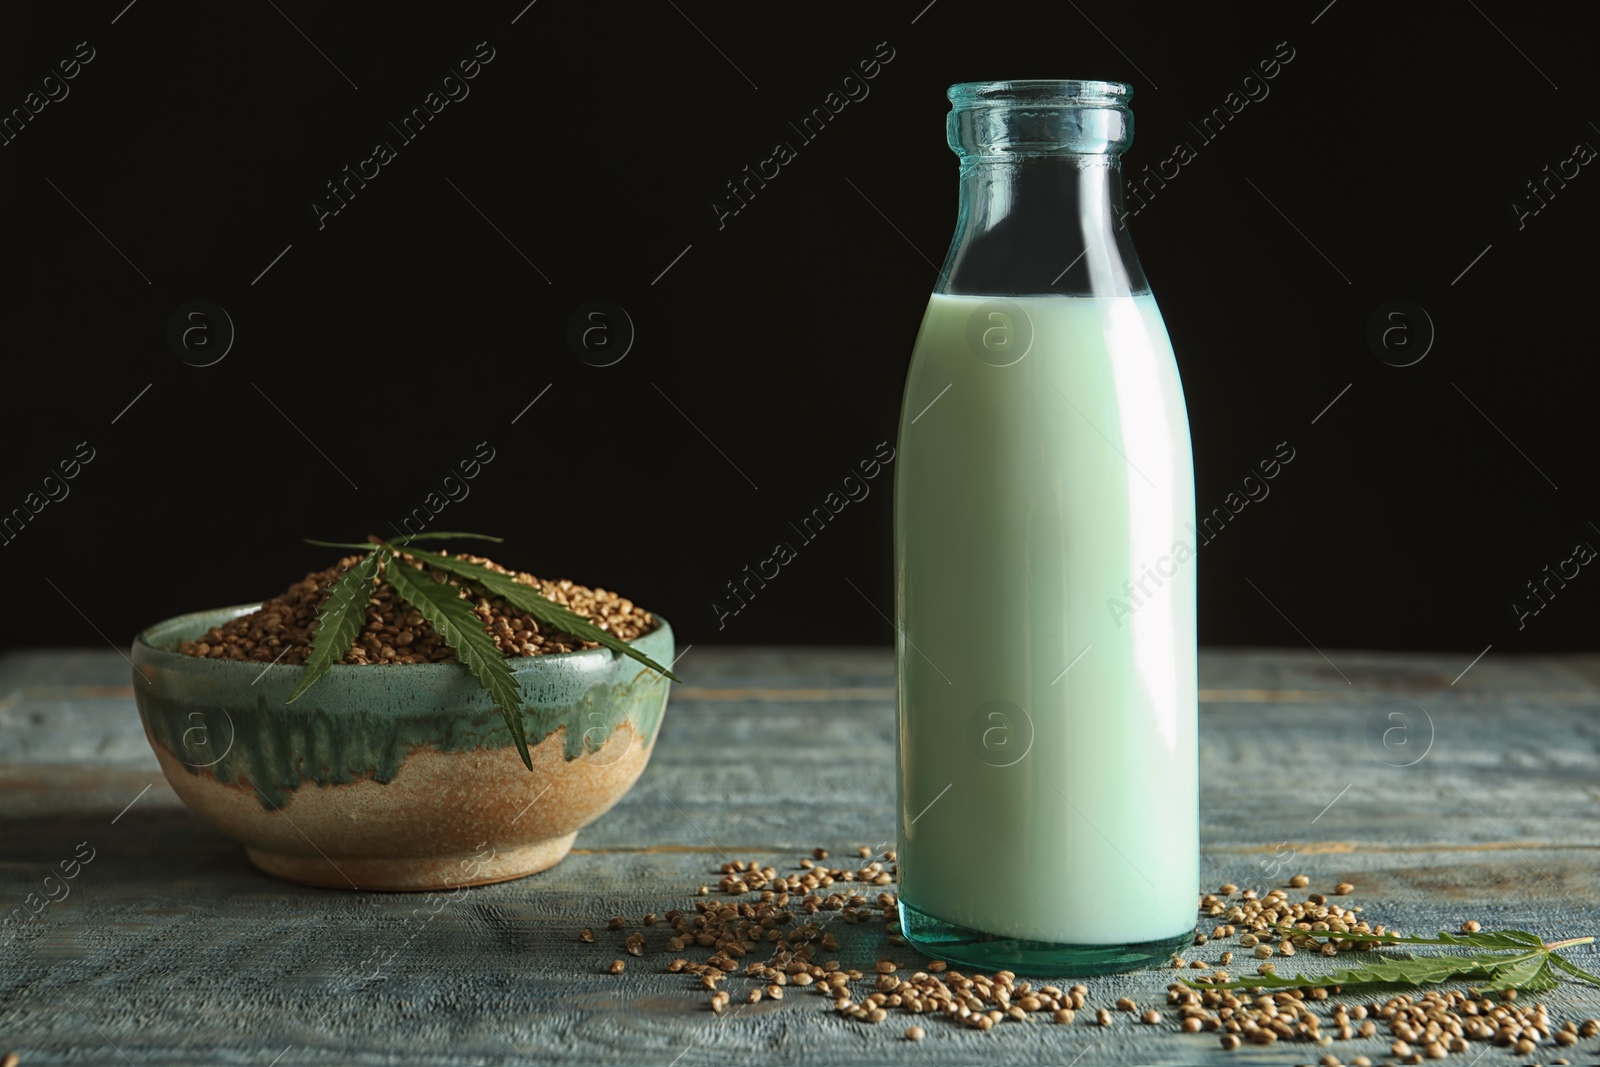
<box><xmin>3</xmin><ymin>647</ymin><xmax>1598</xmax><ymax>1065</ymax></box>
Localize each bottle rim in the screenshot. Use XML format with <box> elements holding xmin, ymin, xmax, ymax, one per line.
<box><xmin>947</xmin><ymin>80</ymin><xmax>1132</xmax><ymax>109</ymax></box>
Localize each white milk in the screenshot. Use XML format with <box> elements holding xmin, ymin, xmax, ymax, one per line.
<box><xmin>894</xmin><ymin>291</ymin><xmax>1197</xmax><ymax>946</ymax></box>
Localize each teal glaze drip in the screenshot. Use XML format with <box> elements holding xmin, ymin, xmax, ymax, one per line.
<box><xmin>132</xmin><ymin>604</ymin><xmax>674</xmax><ymax>809</ymax></box>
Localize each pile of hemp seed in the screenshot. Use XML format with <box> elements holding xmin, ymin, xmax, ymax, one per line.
<box><xmin>174</xmin><ymin>552</ymin><xmax>657</xmax><ymax>666</ymax></box>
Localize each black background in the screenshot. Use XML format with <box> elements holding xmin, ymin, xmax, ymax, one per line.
<box><xmin>2</xmin><ymin>1</ymin><xmax>1596</xmax><ymax>659</ymax></box>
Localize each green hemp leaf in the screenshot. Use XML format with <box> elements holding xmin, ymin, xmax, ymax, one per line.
<box><xmin>287</xmin><ymin>534</ymin><xmax>675</xmax><ymax>770</ymax></box>
<box><xmin>1183</xmin><ymin>926</ymin><xmax>1598</xmax><ymax>995</ymax></box>
<box><xmin>379</xmin><ymin>547</ymin><xmax>534</xmax><ymax>770</ymax></box>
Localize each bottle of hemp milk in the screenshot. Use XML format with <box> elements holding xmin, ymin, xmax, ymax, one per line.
<box><xmin>893</xmin><ymin>80</ymin><xmax>1198</xmax><ymax>975</ymax></box>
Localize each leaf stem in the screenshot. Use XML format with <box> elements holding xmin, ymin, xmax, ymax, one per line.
<box><xmin>1544</xmin><ymin>936</ymin><xmax>1596</xmax><ymax>952</ymax></box>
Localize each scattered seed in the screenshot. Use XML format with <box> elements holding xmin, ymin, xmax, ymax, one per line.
<box><xmin>578</xmin><ymin>928</ymin><xmax>594</xmax><ymax>943</ymax></box>
<box><xmin>1219</xmin><ymin>883</ymin><xmax>1238</xmax><ymax>894</ymax></box>
<box><xmin>580</xmin><ymin>848</ymin><xmax>1598</xmax><ymax>1056</ymax></box>
<box><xmin>607</xmin><ymin>960</ymin><xmax>625</xmax><ymax>975</ymax></box>
<box><xmin>1334</xmin><ymin>882</ymin><xmax>1354</xmax><ymax>895</ymax></box>
<box><xmin>1289</xmin><ymin>874</ymin><xmax>1310</xmax><ymax>888</ymax></box>
<box><xmin>905</xmin><ymin>1025</ymin><xmax>925</xmax><ymax>1041</ymax></box>
<box><xmin>1460</xmin><ymin>920</ymin><xmax>1481</xmax><ymax>933</ymax></box>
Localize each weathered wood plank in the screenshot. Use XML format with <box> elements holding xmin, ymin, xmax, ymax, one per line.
<box><xmin>1</xmin><ymin>647</ymin><xmax>1597</xmax><ymax>1065</ymax></box>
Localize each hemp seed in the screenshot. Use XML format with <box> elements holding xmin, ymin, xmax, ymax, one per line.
<box><xmin>177</xmin><ymin>551</ymin><xmax>658</xmax><ymax>666</ymax></box>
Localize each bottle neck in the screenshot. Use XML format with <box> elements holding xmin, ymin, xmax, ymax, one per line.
<box><xmin>936</xmin><ymin>156</ymin><xmax>1149</xmax><ymax>297</ymax></box>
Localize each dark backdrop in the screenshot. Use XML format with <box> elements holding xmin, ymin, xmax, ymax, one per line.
<box><xmin>2</xmin><ymin>1</ymin><xmax>1596</xmax><ymax>658</ymax></box>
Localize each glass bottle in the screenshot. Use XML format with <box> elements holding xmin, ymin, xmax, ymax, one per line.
<box><xmin>893</xmin><ymin>80</ymin><xmax>1198</xmax><ymax>975</ymax></box>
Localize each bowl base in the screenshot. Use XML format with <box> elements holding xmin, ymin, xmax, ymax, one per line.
<box><xmin>244</xmin><ymin>831</ymin><xmax>579</xmax><ymax>891</ymax></box>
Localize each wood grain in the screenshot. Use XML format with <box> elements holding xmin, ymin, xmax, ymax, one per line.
<box><xmin>1</xmin><ymin>647</ymin><xmax>1597</xmax><ymax>1065</ymax></box>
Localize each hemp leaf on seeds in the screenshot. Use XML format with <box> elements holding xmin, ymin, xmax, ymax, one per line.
<box><xmin>286</xmin><ymin>534</ymin><xmax>678</xmax><ymax>770</ymax></box>
<box><xmin>379</xmin><ymin>547</ymin><xmax>533</xmax><ymax>769</ymax></box>
<box><xmin>393</xmin><ymin>544</ymin><xmax>680</xmax><ymax>683</ymax></box>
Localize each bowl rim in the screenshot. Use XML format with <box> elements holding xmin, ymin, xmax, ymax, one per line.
<box><xmin>132</xmin><ymin>602</ymin><xmax>674</xmax><ymax>674</ymax></box>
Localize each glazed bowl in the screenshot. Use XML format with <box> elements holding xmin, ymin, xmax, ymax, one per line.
<box><xmin>131</xmin><ymin>604</ymin><xmax>672</xmax><ymax>891</ymax></box>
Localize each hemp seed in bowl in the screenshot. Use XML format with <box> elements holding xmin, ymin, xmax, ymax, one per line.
<box><xmin>175</xmin><ymin>552</ymin><xmax>658</xmax><ymax>665</ymax></box>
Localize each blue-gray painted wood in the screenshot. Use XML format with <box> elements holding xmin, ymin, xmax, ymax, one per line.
<box><xmin>1</xmin><ymin>647</ymin><xmax>1598</xmax><ymax>1065</ymax></box>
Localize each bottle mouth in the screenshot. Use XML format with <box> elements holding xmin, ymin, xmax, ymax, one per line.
<box><xmin>947</xmin><ymin>79</ymin><xmax>1134</xmax><ymax>159</ymax></box>
<box><xmin>947</xmin><ymin>80</ymin><xmax>1132</xmax><ymax>109</ymax></box>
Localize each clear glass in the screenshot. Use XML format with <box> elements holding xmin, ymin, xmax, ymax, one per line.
<box><xmin>893</xmin><ymin>80</ymin><xmax>1199</xmax><ymax>975</ymax></box>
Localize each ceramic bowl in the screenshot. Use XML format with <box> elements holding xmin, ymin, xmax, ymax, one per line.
<box><xmin>131</xmin><ymin>604</ymin><xmax>672</xmax><ymax>891</ymax></box>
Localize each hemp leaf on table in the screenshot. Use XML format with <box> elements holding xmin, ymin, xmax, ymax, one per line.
<box><xmin>1183</xmin><ymin>925</ymin><xmax>1600</xmax><ymax>995</ymax></box>
<box><xmin>285</xmin><ymin>533</ymin><xmax>678</xmax><ymax>770</ymax></box>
